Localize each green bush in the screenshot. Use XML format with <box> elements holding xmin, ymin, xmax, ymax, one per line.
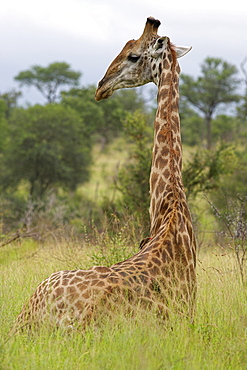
<box><xmin>116</xmin><ymin>110</ymin><xmax>153</xmax><ymax>233</ymax></box>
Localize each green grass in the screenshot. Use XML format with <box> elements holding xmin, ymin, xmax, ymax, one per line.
<box><xmin>0</xmin><ymin>140</ymin><xmax>246</xmax><ymax>369</ymax></box>
<box><xmin>0</xmin><ymin>239</ymin><xmax>247</xmax><ymax>370</ymax></box>
<box><xmin>78</xmin><ymin>138</ymin><xmax>129</xmax><ymax>203</ymax></box>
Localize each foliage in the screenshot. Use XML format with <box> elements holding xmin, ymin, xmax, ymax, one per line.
<box><xmin>0</xmin><ymin>99</ymin><xmax>8</xmax><ymax>152</ymax></box>
<box><xmin>15</xmin><ymin>62</ymin><xmax>81</xmax><ymax>103</ymax></box>
<box><xmin>180</xmin><ymin>99</ymin><xmax>204</xmax><ymax>146</ymax></box>
<box><xmin>1</xmin><ymin>55</ymin><xmax>247</xmax><ymax>248</ymax></box>
<box><xmin>90</xmin><ymin>215</ymin><xmax>139</xmax><ymax>266</ymax></box>
<box><xmin>61</xmin><ymin>86</ymin><xmax>148</xmax><ymax>144</ymax></box>
<box><xmin>212</xmin><ymin>114</ymin><xmax>240</xmax><ymax>142</ymax></box>
<box><xmin>180</xmin><ymin>108</ymin><xmax>241</xmax><ymax>147</ymax></box>
<box><xmin>208</xmin><ymin>195</ymin><xmax>247</xmax><ymax>285</ymax></box>
<box><xmin>180</xmin><ymin>57</ymin><xmax>240</xmax><ymax>149</ymax></box>
<box><xmin>209</xmin><ymin>146</ymin><xmax>247</xmax><ymax>208</ymax></box>
<box><xmin>0</xmin><ymin>89</ymin><xmax>22</xmax><ymax>118</ymax></box>
<box><xmin>237</xmin><ymin>56</ymin><xmax>247</xmax><ymax>122</ymax></box>
<box><xmin>116</xmin><ymin>110</ymin><xmax>152</xmax><ymax>232</ymax></box>
<box><xmin>61</xmin><ymin>85</ymin><xmax>103</xmax><ymax>137</ymax></box>
<box><xmin>237</xmin><ymin>95</ymin><xmax>247</xmax><ymax>123</ymax></box>
<box><xmin>0</xmin><ymin>104</ymin><xmax>92</xmax><ymax>198</ymax></box>
<box><xmin>183</xmin><ymin>143</ymin><xmax>237</xmax><ymax>199</ymax></box>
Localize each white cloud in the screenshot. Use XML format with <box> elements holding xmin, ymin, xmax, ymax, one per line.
<box><xmin>1</xmin><ymin>0</ymin><xmax>115</xmax><ymax>41</ymax></box>
<box><xmin>1</xmin><ymin>0</ymin><xmax>247</xmax><ymax>103</ymax></box>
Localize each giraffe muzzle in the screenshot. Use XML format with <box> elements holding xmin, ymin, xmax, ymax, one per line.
<box><xmin>95</xmin><ymin>84</ymin><xmax>113</xmax><ymax>101</ymax></box>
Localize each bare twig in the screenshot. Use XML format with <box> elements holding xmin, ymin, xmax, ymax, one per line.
<box><xmin>240</xmin><ymin>57</ymin><xmax>247</xmax><ymax>84</ymax></box>
<box><xmin>205</xmin><ymin>194</ymin><xmax>247</xmax><ymax>285</ymax></box>
<box><xmin>0</xmin><ymin>228</ymin><xmax>40</xmax><ymax>248</ymax></box>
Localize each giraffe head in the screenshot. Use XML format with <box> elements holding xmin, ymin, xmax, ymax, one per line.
<box><xmin>95</xmin><ymin>17</ymin><xmax>191</xmax><ymax>101</ymax></box>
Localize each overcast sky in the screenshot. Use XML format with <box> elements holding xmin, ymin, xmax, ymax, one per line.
<box><xmin>1</xmin><ymin>0</ymin><xmax>247</xmax><ymax>104</ymax></box>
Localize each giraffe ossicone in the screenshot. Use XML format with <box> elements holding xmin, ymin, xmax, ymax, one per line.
<box><xmin>13</xmin><ymin>17</ymin><xmax>196</xmax><ymax>332</ymax></box>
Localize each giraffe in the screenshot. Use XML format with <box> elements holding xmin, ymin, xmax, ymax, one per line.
<box><xmin>13</xmin><ymin>17</ymin><xmax>196</xmax><ymax>333</ymax></box>
<box><xmin>96</xmin><ymin>15</ymin><xmax>196</xmax><ymax>312</ymax></box>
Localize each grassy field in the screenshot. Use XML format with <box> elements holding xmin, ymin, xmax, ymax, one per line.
<box><xmin>78</xmin><ymin>138</ymin><xmax>130</xmax><ymax>203</ymax></box>
<box><xmin>0</xmin><ymin>237</ymin><xmax>246</xmax><ymax>370</ymax></box>
<box><xmin>0</xmin><ymin>141</ymin><xmax>246</xmax><ymax>369</ymax></box>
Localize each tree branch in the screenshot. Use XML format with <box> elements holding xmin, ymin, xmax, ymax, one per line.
<box><xmin>240</xmin><ymin>57</ymin><xmax>247</xmax><ymax>85</ymax></box>
<box><xmin>0</xmin><ymin>228</ymin><xmax>40</xmax><ymax>248</ymax></box>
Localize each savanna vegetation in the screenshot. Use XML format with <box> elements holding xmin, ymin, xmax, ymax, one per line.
<box><xmin>0</xmin><ymin>57</ymin><xmax>247</xmax><ymax>369</ymax></box>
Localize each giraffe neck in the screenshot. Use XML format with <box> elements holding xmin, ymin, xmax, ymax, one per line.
<box><xmin>149</xmin><ymin>45</ymin><xmax>186</xmax><ymax>236</ymax></box>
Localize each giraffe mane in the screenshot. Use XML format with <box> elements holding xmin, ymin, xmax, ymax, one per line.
<box><xmin>165</xmin><ymin>39</ymin><xmax>178</xmax><ymax>125</ymax></box>
<box><xmin>169</xmin><ymin>41</ymin><xmax>178</xmax><ymax>64</ymax></box>
<box><xmin>163</xmin><ymin>39</ymin><xmax>181</xmax><ymax>192</ymax></box>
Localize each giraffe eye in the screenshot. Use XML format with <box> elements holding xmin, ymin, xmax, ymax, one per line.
<box><xmin>128</xmin><ymin>54</ymin><xmax>141</xmax><ymax>63</ymax></box>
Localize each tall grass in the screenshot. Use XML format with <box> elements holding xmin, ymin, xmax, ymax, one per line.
<box><xmin>0</xmin><ymin>238</ymin><xmax>247</xmax><ymax>369</ymax></box>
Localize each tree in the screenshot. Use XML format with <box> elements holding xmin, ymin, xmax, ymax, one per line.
<box><xmin>183</xmin><ymin>144</ymin><xmax>236</xmax><ymax>199</ymax></box>
<box><xmin>180</xmin><ymin>57</ymin><xmax>240</xmax><ymax>149</ymax></box>
<box><xmin>0</xmin><ymin>99</ymin><xmax>8</xmax><ymax>152</ymax></box>
<box><xmin>212</xmin><ymin>114</ymin><xmax>239</xmax><ymax>143</ymax></box>
<box><xmin>237</xmin><ymin>57</ymin><xmax>247</xmax><ymax>122</ymax></box>
<box><xmin>179</xmin><ymin>99</ymin><xmax>204</xmax><ymax>146</ymax></box>
<box><xmin>15</xmin><ymin>62</ymin><xmax>81</xmax><ymax>103</ymax></box>
<box><xmin>0</xmin><ymin>89</ymin><xmax>22</xmax><ymax>118</ymax></box>
<box><xmin>61</xmin><ymin>86</ymin><xmax>148</xmax><ymax>145</ymax></box>
<box><xmin>61</xmin><ymin>85</ymin><xmax>104</xmax><ymax>138</ymax></box>
<box><xmin>99</xmin><ymin>89</ymin><xmax>149</xmax><ymax>143</ymax></box>
<box><xmin>1</xmin><ymin>104</ymin><xmax>92</xmax><ymax>198</ymax></box>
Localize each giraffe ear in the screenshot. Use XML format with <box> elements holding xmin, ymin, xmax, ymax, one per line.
<box><xmin>175</xmin><ymin>46</ymin><xmax>192</xmax><ymax>58</ymax></box>
<box><xmin>151</xmin><ymin>36</ymin><xmax>168</xmax><ymax>58</ymax></box>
